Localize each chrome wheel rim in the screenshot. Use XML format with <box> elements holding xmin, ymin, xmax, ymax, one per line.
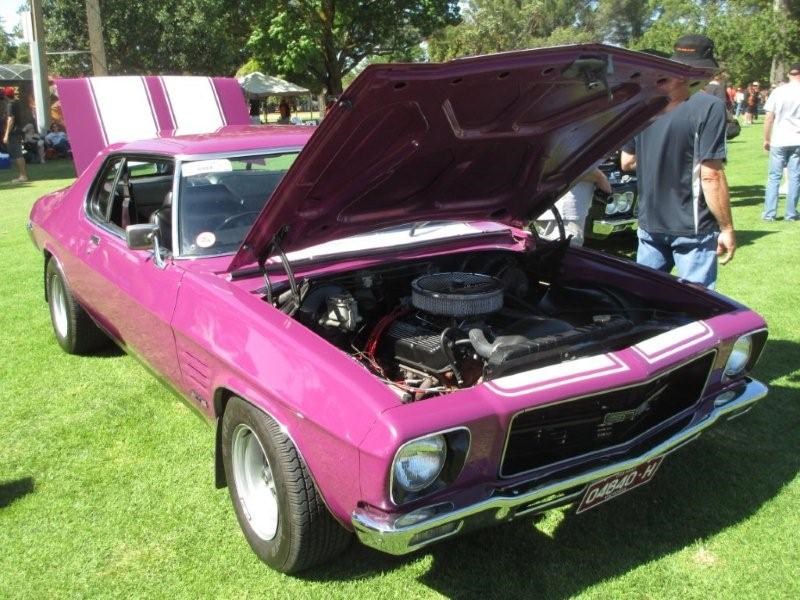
<box><xmin>231</xmin><ymin>424</ymin><xmax>279</xmax><ymax>540</ymax></box>
<box><xmin>50</xmin><ymin>276</ymin><xmax>69</xmax><ymax>339</ymax></box>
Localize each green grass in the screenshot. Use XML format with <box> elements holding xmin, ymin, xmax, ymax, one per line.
<box><xmin>1</xmin><ymin>126</ymin><xmax>798</xmax><ymax>598</ymax></box>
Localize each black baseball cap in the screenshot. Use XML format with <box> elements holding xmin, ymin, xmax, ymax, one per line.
<box><xmin>671</xmin><ymin>34</ymin><xmax>719</xmax><ymax>69</ymax></box>
<box><xmin>789</xmin><ymin>63</ymin><xmax>800</xmax><ymax>74</ymax></box>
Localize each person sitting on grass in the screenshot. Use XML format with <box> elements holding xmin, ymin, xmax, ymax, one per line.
<box><xmin>22</xmin><ymin>123</ymin><xmax>46</xmax><ymax>164</ymax></box>
<box><xmin>44</xmin><ymin>121</ymin><xmax>70</xmax><ymax>158</ymax></box>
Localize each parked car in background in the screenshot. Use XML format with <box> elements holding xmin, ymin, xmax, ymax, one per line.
<box><xmin>585</xmin><ymin>151</ymin><xmax>639</xmax><ymax>241</ymax></box>
<box><xmin>29</xmin><ymin>47</ymin><xmax>768</xmax><ymax>573</ymax></box>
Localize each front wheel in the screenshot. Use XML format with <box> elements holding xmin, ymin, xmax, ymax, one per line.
<box><xmin>221</xmin><ymin>397</ymin><xmax>350</xmax><ymax>573</ymax></box>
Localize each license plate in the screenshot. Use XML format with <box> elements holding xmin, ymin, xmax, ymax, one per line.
<box><xmin>576</xmin><ymin>456</ymin><xmax>664</xmax><ymax>514</ymax></box>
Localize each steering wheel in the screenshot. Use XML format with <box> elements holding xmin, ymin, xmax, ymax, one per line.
<box><xmin>218</xmin><ymin>211</ymin><xmax>260</xmax><ymax>230</ymax></box>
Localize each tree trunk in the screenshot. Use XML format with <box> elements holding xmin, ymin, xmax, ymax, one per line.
<box><xmin>770</xmin><ymin>0</ymin><xmax>790</xmax><ymax>85</ymax></box>
<box><xmin>320</xmin><ymin>1</ymin><xmax>343</xmax><ymax>95</ymax></box>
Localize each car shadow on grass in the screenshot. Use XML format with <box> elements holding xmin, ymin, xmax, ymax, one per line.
<box><xmin>0</xmin><ymin>477</ymin><xmax>35</xmax><ymax>509</ymax></box>
<box><xmin>305</xmin><ymin>340</ymin><xmax>799</xmax><ymax>598</ymax></box>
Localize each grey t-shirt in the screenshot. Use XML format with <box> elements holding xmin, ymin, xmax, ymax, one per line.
<box><xmin>622</xmin><ymin>92</ymin><xmax>727</xmax><ymax>236</ymax></box>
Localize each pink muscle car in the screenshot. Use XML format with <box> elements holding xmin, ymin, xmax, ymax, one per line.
<box><xmin>29</xmin><ymin>46</ymin><xmax>768</xmax><ymax>573</ymax></box>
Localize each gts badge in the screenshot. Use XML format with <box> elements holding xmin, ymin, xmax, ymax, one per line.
<box><xmin>602</xmin><ymin>383</ymin><xmax>668</xmax><ymax>426</ymax></box>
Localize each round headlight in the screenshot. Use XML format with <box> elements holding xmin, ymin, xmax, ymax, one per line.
<box><xmin>393</xmin><ymin>435</ymin><xmax>447</xmax><ymax>492</ymax></box>
<box><xmin>605</xmin><ymin>195</ymin><xmax>620</xmax><ymax>215</ymax></box>
<box><xmin>724</xmin><ymin>335</ymin><xmax>753</xmax><ymax>378</ymax></box>
<box><xmin>621</xmin><ymin>191</ymin><xmax>634</xmax><ymax>211</ymax></box>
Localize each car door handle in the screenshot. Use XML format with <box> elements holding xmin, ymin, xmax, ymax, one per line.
<box><xmin>89</xmin><ymin>234</ymin><xmax>101</xmax><ymax>246</ymax></box>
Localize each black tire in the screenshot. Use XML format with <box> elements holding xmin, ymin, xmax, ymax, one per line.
<box><xmin>45</xmin><ymin>258</ymin><xmax>110</xmax><ymax>354</ymax></box>
<box><xmin>221</xmin><ymin>397</ymin><xmax>351</xmax><ymax>573</ymax></box>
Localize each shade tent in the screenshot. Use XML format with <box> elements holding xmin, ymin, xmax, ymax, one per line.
<box><xmin>0</xmin><ymin>64</ymin><xmax>32</xmax><ymax>80</ymax></box>
<box><xmin>237</xmin><ymin>72</ymin><xmax>309</xmax><ymax>97</ymax></box>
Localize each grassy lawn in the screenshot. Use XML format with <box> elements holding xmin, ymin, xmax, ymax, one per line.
<box><xmin>1</xmin><ymin>124</ymin><xmax>798</xmax><ymax>599</ymax></box>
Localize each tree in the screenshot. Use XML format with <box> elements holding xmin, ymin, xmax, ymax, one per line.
<box><xmin>428</xmin><ymin>0</ymin><xmax>598</xmax><ymax>62</ymax></box>
<box><xmin>246</xmin><ymin>1</ymin><xmax>461</xmax><ymax>95</ymax></box>
<box><xmin>593</xmin><ymin>0</ymin><xmax>651</xmax><ymax>47</ymax></box>
<box><xmin>632</xmin><ymin>0</ymin><xmax>800</xmax><ymax>86</ymax></box>
<box><xmin>42</xmin><ymin>0</ymin><xmax>255</xmax><ymax>76</ymax></box>
<box><xmin>0</xmin><ymin>18</ymin><xmax>18</xmax><ymax>63</ymax></box>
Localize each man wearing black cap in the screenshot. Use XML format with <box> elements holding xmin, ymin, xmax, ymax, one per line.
<box><xmin>762</xmin><ymin>63</ymin><xmax>800</xmax><ymax>221</ymax></box>
<box><xmin>621</xmin><ymin>34</ymin><xmax>735</xmax><ymax>289</ymax></box>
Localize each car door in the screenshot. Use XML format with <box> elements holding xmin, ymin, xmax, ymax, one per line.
<box><xmin>76</xmin><ymin>154</ymin><xmax>184</xmax><ymax>386</ymax></box>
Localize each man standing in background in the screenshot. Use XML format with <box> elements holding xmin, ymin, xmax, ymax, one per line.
<box><xmin>621</xmin><ymin>34</ymin><xmax>735</xmax><ymax>290</ymax></box>
<box><xmin>2</xmin><ymin>87</ymin><xmax>30</xmax><ymax>183</ymax></box>
<box><xmin>761</xmin><ymin>63</ymin><xmax>800</xmax><ymax>222</ymax></box>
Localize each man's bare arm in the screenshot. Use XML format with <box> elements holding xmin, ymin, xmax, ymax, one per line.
<box><xmin>579</xmin><ymin>168</ymin><xmax>612</xmax><ymax>194</ymax></box>
<box><xmin>763</xmin><ymin>112</ymin><xmax>775</xmax><ymax>151</ymax></box>
<box><xmin>700</xmin><ymin>159</ymin><xmax>735</xmax><ymax>264</ymax></box>
<box><xmin>620</xmin><ymin>150</ymin><xmax>636</xmax><ymax>172</ymax></box>
<box><xmin>3</xmin><ymin>115</ymin><xmax>12</xmax><ymax>145</ymax></box>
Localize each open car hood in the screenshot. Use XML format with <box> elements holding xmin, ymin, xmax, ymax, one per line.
<box><xmin>228</xmin><ymin>45</ymin><xmax>708</xmax><ymax>272</ymax></box>
<box><xmin>56</xmin><ymin>76</ymin><xmax>249</xmax><ymax>174</ymax></box>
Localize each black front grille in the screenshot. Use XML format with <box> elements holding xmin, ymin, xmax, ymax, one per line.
<box><xmin>501</xmin><ymin>353</ymin><xmax>715</xmax><ymax>477</ymax></box>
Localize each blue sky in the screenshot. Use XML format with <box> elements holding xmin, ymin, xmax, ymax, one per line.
<box><xmin>1</xmin><ymin>0</ymin><xmax>23</xmax><ymax>35</ymax></box>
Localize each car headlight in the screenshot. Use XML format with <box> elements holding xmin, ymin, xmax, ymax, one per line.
<box><xmin>605</xmin><ymin>195</ymin><xmax>620</xmax><ymax>215</ymax></box>
<box><xmin>612</xmin><ymin>191</ymin><xmax>633</xmax><ymax>213</ymax></box>
<box><xmin>393</xmin><ymin>435</ymin><xmax>447</xmax><ymax>493</ymax></box>
<box><xmin>724</xmin><ymin>335</ymin><xmax>753</xmax><ymax>378</ymax></box>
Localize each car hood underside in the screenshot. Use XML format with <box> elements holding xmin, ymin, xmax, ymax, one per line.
<box><xmin>228</xmin><ymin>44</ymin><xmax>707</xmax><ymax>271</ymax></box>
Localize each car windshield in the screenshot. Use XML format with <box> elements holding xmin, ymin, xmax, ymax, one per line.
<box><xmin>178</xmin><ymin>152</ymin><xmax>298</xmax><ymax>256</ymax></box>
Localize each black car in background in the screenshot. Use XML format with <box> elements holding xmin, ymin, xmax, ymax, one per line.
<box><xmin>585</xmin><ymin>151</ymin><xmax>638</xmax><ymax>241</ymax></box>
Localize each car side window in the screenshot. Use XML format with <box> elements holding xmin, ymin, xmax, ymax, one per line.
<box><xmin>90</xmin><ymin>157</ymin><xmax>124</xmax><ymax>223</ymax></box>
<box><xmin>108</xmin><ymin>158</ymin><xmax>174</xmax><ymax>231</ymax></box>
<box><xmin>89</xmin><ymin>156</ymin><xmax>175</xmax><ymax>234</ymax></box>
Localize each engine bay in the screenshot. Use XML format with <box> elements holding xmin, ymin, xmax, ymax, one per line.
<box><xmin>269</xmin><ymin>250</ymin><xmax>704</xmax><ymax>401</ymax></box>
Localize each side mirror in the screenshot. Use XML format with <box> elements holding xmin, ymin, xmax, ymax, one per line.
<box><xmin>125</xmin><ymin>223</ymin><xmax>159</xmax><ymax>250</ymax></box>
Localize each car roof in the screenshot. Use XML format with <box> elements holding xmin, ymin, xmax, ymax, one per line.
<box><xmin>106</xmin><ymin>124</ymin><xmax>313</xmax><ymax>157</ymax></box>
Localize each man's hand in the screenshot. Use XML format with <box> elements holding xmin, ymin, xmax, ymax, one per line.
<box><xmin>592</xmin><ymin>168</ymin><xmax>612</xmax><ymax>194</ymax></box>
<box><xmin>717</xmin><ymin>228</ymin><xmax>736</xmax><ymax>264</ymax></box>
<box><xmin>700</xmin><ymin>159</ymin><xmax>736</xmax><ymax>265</ymax></box>
<box><xmin>763</xmin><ymin>112</ymin><xmax>774</xmax><ymax>153</ymax></box>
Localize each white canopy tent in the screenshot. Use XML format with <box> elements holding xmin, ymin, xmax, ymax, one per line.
<box><xmin>237</xmin><ymin>72</ymin><xmax>316</xmax><ymax>123</ymax></box>
<box><xmin>237</xmin><ymin>72</ymin><xmax>309</xmax><ymax>97</ymax></box>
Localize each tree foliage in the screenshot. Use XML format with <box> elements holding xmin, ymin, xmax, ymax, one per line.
<box><xmin>41</xmin><ymin>0</ymin><xmax>254</xmax><ymax>76</ymax></box>
<box><xmin>429</xmin><ymin>0</ymin><xmax>800</xmax><ymax>85</ymax></box>
<box><xmin>246</xmin><ymin>1</ymin><xmax>460</xmax><ymax>94</ymax></box>
<box><xmin>632</xmin><ymin>0</ymin><xmax>800</xmax><ymax>85</ymax></box>
<box><xmin>0</xmin><ymin>18</ymin><xmax>18</xmax><ymax>63</ymax></box>
<box><xmin>429</xmin><ymin>0</ymin><xmax>598</xmax><ymax>62</ymax></box>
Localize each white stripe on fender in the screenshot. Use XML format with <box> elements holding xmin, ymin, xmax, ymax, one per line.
<box><xmin>89</xmin><ymin>77</ymin><xmax>158</xmax><ymax>144</ymax></box>
<box><xmin>161</xmin><ymin>76</ymin><xmax>224</xmax><ymax>135</ymax></box>
<box><xmin>486</xmin><ymin>354</ymin><xmax>630</xmax><ymax>398</ymax></box>
<box><xmin>632</xmin><ymin>321</ymin><xmax>713</xmax><ymax>364</ymax></box>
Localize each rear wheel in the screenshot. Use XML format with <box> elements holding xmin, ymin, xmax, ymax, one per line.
<box><xmin>221</xmin><ymin>397</ymin><xmax>350</xmax><ymax>573</ymax></box>
<box><xmin>46</xmin><ymin>258</ymin><xmax>109</xmax><ymax>354</ymax></box>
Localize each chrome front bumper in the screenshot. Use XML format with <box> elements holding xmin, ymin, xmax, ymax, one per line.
<box><xmin>591</xmin><ymin>217</ymin><xmax>637</xmax><ymax>238</ymax></box>
<box><xmin>352</xmin><ymin>378</ymin><xmax>768</xmax><ymax>555</ymax></box>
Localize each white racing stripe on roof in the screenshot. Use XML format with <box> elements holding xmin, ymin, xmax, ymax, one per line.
<box><xmin>161</xmin><ymin>76</ymin><xmax>224</xmax><ymax>136</ymax></box>
<box><xmin>89</xmin><ymin>76</ymin><xmax>158</xmax><ymax>144</ymax></box>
